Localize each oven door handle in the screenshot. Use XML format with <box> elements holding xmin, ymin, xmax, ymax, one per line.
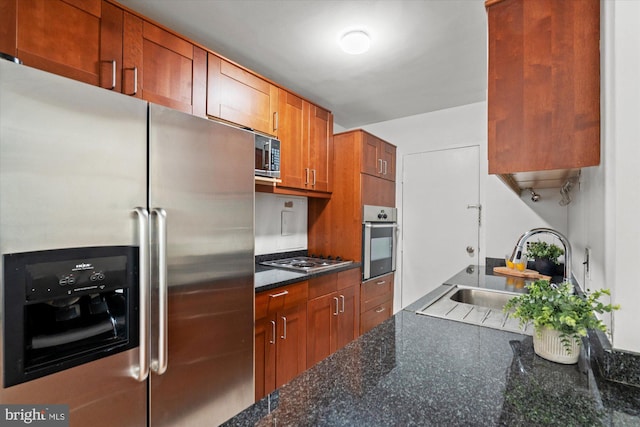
<box><xmin>364</xmin><ymin>223</ymin><xmax>398</xmax><ymax>229</ymax></box>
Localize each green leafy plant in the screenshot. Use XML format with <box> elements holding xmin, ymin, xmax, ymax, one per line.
<box><xmin>525</xmin><ymin>241</ymin><xmax>564</xmax><ymax>265</ymax></box>
<box><xmin>504</xmin><ymin>280</ymin><xmax>620</xmax><ymax>351</ymax></box>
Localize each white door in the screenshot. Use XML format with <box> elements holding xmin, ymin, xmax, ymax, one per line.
<box><xmin>401</xmin><ymin>145</ymin><xmax>480</xmax><ymax>307</ymax></box>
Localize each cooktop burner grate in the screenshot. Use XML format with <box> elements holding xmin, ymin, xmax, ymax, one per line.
<box><xmin>260</xmin><ymin>256</ymin><xmax>353</xmax><ymax>273</ymax></box>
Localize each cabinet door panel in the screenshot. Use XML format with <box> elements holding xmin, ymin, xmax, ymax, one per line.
<box><xmin>16</xmin><ymin>0</ymin><xmax>101</xmax><ymax>85</ymax></box>
<box><xmin>141</xmin><ymin>38</ymin><xmax>193</xmax><ymax>111</ymax></box>
<box><xmin>361</xmin><ymin>133</ymin><xmax>380</xmax><ymax>176</ymax></box>
<box><xmin>140</xmin><ymin>23</ymin><xmax>196</xmax><ymax>113</ymax></box>
<box><xmin>487</xmin><ymin>0</ymin><xmax>600</xmax><ymax>173</ymax></box>
<box><xmin>335</xmin><ymin>285</ymin><xmax>358</xmax><ymax>350</ymax></box>
<box><xmin>99</xmin><ymin>1</ymin><xmax>123</xmax><ymax>92</ymax></box>
<box><xmin>361</xmin><ymin>300</ymin><xmax>393</xmax><ymax>335</ymax></box>
<box><xmin>309</xmin><ymin>106</ymin><xmax>332</xmax><ymax>192</ymax></box>
<box><xmin>277</xmin><ymin>89</ymin><xmax>307</xmax><ymax>189</ymax></box>
<box><xmin>381</xmin><ymin>142</ymin><xmax>396</xmax><ymax>181</ymax></box>
<box><xmin>254</xmin><ymin>316</ymin><xmax>276</xmax><ymax>401</ymax></box>
<box><xmin>275</xmin><ymin>304</ymin><xmax>307</xmax><ymax>389</ymax></box>
<box><xmin>306</xmin><ymin>293</ymin><xmax>336</xmax><ymax>368</ymax></box>
<box><xmin>207</xmin><ymin>54</ymin><xmax>277</xmax><ymax>135</ymax></box>
<box><xmin>361</xmin><ymin>174</ymin><xmax>395</xmax><ymax>207</ymax></box>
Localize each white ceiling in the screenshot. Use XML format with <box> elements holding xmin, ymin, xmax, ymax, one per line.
<box><xmin>117</xmin><ymin>0</ymin><xmax>488</xmax><ymax>129</ymax></box>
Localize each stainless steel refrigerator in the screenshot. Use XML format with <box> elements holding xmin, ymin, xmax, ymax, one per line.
<box><xmin>0</xmin><ymin>59</ymin><xmax>255</xmax><ymax>426</ymax></box>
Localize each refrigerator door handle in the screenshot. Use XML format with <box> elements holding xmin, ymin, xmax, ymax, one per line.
<box><xmin>133</xmin><ymin>207</ymin><xmax>150</xmax><ymax>381</ymax></box>
<box><xmin>151</xmin><ymin>208</ymin><xmax>168</xmax><ymax>375</ymax></box>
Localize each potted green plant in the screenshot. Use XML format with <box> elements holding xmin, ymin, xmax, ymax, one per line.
<box><xmin>525</xmin><ymin>240</ymin><xmax>564</xmax><ymax>276</ymax></box>
<box><xmin>504</xmin><ymin>280</ymin><xmax>620</xmax><ymax>364</ymax></box>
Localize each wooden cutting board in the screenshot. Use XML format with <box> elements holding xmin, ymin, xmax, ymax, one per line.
<box><xmin>493</xmin><ymin>266</ymin><xmax>551</xmax><ymax>280</ymax></box>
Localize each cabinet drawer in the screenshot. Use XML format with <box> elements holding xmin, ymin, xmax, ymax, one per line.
<box><xmin>361</xmin><ymin>274</ymin><xmax>393</xmax><ymax>313</ymax></box>
<box><xmin>308</xmin><ymin>273</ymin><xmax>337</xmax><ymax>300</ymax></box>
<box><xmin>360</xmin><ymin>300</ymin><xmax>393</xmax><ymax>335</ymax></box>
<box><xmin>256</xmin><ymin>281</ymin><xmax>308</xmax><ymax>319</ymax></box>
<box><xmin>337</xmin><ymin>268</ymin><xmax>360</xmax><ymax>290</ymax></box>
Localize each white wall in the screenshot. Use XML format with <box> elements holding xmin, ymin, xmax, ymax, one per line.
<box><xmin>335</xmin><ymin>2</ymin><xmax>639</xmax><ymax>354</ymax></box>
<box><xmin>345</xmin><ymin>102</ymin><xmax>567</xmax><ymax>313</ymax></box>
<box><xmin>568</xmin><ymin>0</ymin><xmax>640</xmax><ymax>353</ymax></box>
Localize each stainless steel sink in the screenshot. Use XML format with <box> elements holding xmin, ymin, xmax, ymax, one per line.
<box><xmin>417</xmin><ymin>285</ymin><xmax>532</xmax><ymax>335</ymax></box>
<box><xmin>448</xmin><ymin>288</ymin><xmax>515</xmax><ymax>311</ymax></box>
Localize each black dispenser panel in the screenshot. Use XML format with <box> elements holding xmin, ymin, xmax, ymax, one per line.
<box><xmin>3</xmin><ymin>246</ymin><xmax>139</xmax><ymax>387</ymax></box>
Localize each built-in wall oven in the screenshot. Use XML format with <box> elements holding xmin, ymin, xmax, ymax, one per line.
<box><xmin>362</xmin><ymin>205</ymin><xmax>398</xmax><ymax>280</ymax></box>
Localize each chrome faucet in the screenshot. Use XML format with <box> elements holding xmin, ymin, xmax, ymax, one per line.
<box><xmin>510</xmin><ymin>228</ymin><xmax>572</xmax><ymax>284</ymax></box>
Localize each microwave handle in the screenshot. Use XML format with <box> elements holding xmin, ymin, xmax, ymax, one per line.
<box><xmin>264</xmin><ymin>142</ymin><xmax>271</xmax><ymax>170</ymax></box>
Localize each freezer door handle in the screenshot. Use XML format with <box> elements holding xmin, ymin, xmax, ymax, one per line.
<box><xmin>151</xmin><ymin>208</ymin><xmax>168</xmax><ymax>375</ymax></box>
<box><xmin>133</xmin><ymin>207</ymin><xmax>150</xmax><ymax>381</ymax></box>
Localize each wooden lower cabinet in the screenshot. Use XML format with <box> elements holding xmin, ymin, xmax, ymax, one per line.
<box><xmin>306</xmin><ymin>269</ymin><xmax>360</xmax><ymax>368</ymax></box>
<box><xmin>255</xmin><ymin>269</ymin><xmax>361</xmax><ymax>401</ymax></box>
<box><xmin>255</xmin><ymin>282</ymin><xmax>308</xmax><ymax>401</ymax></box>
<box><xmin>360</xmin><ymin>273</ymin><xmax>394</xmax><ymax>335</ymax></box>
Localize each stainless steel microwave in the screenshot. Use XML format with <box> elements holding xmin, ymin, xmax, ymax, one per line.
<box><xmin>255</xmin><ymin>134</ymin><xmax>280</xmax><ymax>178</ymax></box>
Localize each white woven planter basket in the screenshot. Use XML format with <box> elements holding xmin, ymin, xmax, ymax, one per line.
<box><xmin>533</xmin><ymin>326</ymin><xmax>581</xmax><ymax>364</ymax></box>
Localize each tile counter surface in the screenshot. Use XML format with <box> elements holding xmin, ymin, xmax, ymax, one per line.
<box><xmin>229</xmin><ymin>265</ymin><xmax>640</xmax><ymax>426</ymax></box>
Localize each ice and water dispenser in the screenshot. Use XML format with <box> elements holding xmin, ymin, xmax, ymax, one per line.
<box><xmin>3</xmin><ymin>246</ymin><xmax>139</xmax><ymax>387</ymax></box>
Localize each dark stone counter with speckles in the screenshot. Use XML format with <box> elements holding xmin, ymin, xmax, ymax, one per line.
<box><xmin>226</xmin><ymin>265</ymin><xmax>640</xmax><ymax>426</ymax></box>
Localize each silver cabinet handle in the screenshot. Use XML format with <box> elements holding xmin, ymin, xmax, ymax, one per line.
<box><xmin>103</xmin><ymin>59</ymin><xmax>116</xmax><ymax>90</ymax></box>
<box><xmin>378</xmin><ymin>158</ymin><xmax>383</xmax><ymax>174</ymax></box>
<box><xmin>333</xmin><ymin>297</ymin><xmax>339</xmax><ymax>316</ymax></box>
<box><xmin>270</xmin><ymin>320</ymin><xmax>276</xmax><ymax>344</ymax></box>
<box><xmin>133</xmin><ymin>207</ymin><xmax>150</xmax><ymax>382</ymax></box>
<box><xmin>269</xmin><ymin>290</ymin><xmax>289</xmax><ymax>298</ymax></box>
<box><xmin>376</xmin><ymin>280</ymin><xmax>386</xmax><ymax>285</ymax></box>
<box><xmin>312</xmin><ymin>169</ymin><xmax>316</xmax><ymax>186</ymax></box>
<box><xmin>305</xmin><ymin>168</ymin><xmax>310</xmax><ymax>185</ymax></box>
<box><xmin>375</xmin><ymin>307</ymin><xmax>385</xmax><ymax>313</ymax></box>
<box><xmin>280</xmin><ymin>316</ymin><xmax>287</xmax><ymax>339</ymax></box>
<box><xmin>151</xmin><ymin>208</ymin><xmax>168</xmax><ymax>375</ymax></box>
<box><xmin>273</xmin><ymin>111</ymin><xmax>278</xmax><ymax>132</ymax></box>
<box><xmin>383</xmin><ymin>160</ymin><xmax>388</xmax><ymax>175</ymax></box>
<box><xmin>340</xmin><ymin>295</ymin><xmax>345</xmax><ymax>313</ymax></box>
<box><xmin>126</xmin><ymin>66</ymin><xmax>138</xmax><ymax>96</ymax></box>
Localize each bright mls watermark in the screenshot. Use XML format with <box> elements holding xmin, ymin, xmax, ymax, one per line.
<box><xmin>0</xmin><ymin>405</ymin><xmax>68</xmax><ymax>427</ymax></box>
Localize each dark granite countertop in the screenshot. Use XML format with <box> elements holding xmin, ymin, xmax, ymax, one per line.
<box><xmin>231</xmin><ymin>265</ymin><xmax>640</xmax><ymax>426</ymax></box>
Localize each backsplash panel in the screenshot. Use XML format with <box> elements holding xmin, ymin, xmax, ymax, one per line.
<box><xmin>255</xmin><ymin>193</ymin><xmax>307</xmax><ymax>255</ymax></box>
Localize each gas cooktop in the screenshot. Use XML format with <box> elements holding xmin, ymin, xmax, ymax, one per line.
<box><xmin>260</xmin><ymin>256</ymin><xmax>353</xmax><ymax>274</ymax></box>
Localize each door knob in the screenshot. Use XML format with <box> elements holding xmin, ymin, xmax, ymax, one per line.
<box><xmin>466</xmin><ymin>246</ymin><xmax>475</xmax><ymax>255</ymax></box>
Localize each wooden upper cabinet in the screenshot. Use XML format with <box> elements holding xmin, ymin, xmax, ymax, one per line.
<box><xmin>486</xmin><ymin>0</ymin><xmax>600</xmax><ymax>174</ymax></box>
<box><xmin>278</xmin><ymin>89</ymin><xmax>308</xmax><ymax>189</ymax></box>
<box><xmin>361</xmin><ymin>132</ymin><xmax>396</xmax><ymax>182</ymax></box>
<box><xmin>2</xmin><ymin>0</ymin><xmax>205</xmax><ymax>115</ymax></box>
<box><xmin>5</xmin><ymin>0</ymin><xmax>102</xmax><ymax>85</ymax></box>
<box><xmin>276</xmin><ymin>88</ymin><xmax>333</xmax><ymax>193</ymax></box>
<box><xmin>308</xmin><ymin>105</ymin><xmax>333</xmax><ymax>192</ymax></box>
<box><xmin>123</xmin><ymin>15</ymin><xmax>206</xmax><ymax>115</ymax></box>
<box><xmin>207</xmin><ymin>54</ymin><xmax>278</xmax><ymax>135</ymax></box>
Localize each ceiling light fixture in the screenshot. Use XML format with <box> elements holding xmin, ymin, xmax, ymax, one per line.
<box><xmin>339</xmin><ymin>30</ymin><xmax>370</xmax><ymax>55</ymax></box>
